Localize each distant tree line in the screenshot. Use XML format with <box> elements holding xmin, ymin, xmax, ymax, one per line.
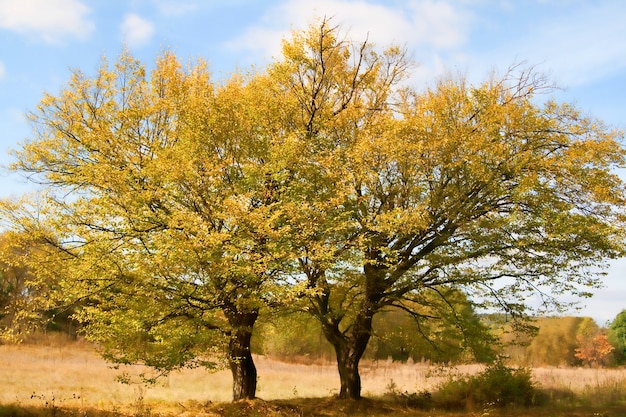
<box><xmin>252</xmin><ymin>309</ymin><xmax>626</xmax><ymax>368</ymax></box>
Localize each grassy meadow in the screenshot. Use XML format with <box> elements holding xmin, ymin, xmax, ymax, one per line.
<box><xmin>1</xmin><ymin>335</ymin><xmax>626</xmax><ymax>416</ymax></box>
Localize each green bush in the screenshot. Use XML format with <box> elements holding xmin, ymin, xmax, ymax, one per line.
<box><xmin>434</xmin><ymin>362</ymin><xmax>539</xmax><ymax>410</ymax></box>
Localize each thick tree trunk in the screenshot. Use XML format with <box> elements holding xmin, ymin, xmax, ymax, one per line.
<box><xmin>312</xmin><ymin>260</ymin><xmax>384</xmax><ymax>400</ymax></box>
<box><xmin>334</xmin><ymin>342</ymin><xmax>366</xmax><ymax>399</ymax></box>
<box><xmin>323</xmin><ymin>313</ymin><xmax>373</xmax><ymax>400</ymax></box>
<box><xmin>226</xmin><ymin>309</ymin><xmax>259</xmax><ymax>401</ymax></box>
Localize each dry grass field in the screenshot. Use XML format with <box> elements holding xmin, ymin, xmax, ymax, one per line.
<box><xmin>1</xmin><ymin>336</ymin><xmax>626</xmax><ymax>416</ymax></box>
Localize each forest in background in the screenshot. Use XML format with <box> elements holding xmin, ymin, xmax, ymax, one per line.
<box><xmin>252</xmin><ymin>309</ymin><xmax>625</xmax><ymax>368</ymax></box>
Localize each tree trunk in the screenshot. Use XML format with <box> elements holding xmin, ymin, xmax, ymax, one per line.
<box><xmin>323</xmin><ymin>314</ymin><xmax>373</xmax><ymax>400</ymax></box>
<box><xmin>311</xmin><ymin>261</ymin><xmax>383</xmax><ymax>400</ymax></box>
<box><xmin>226</xmin><ymin>309</ymin><xmax>259</xmax><ymax>401</ymax></box>
<box><xmin>335</xmin><ymin>342</ymin><xmax>365</xmax><ymax>399</ymax></box>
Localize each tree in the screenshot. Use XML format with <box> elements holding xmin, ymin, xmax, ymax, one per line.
<box><xmin>368</xmin><ymin>289</ymin><xmax>495</xmax><ymax>363</ymax></box>
<box><xmin>573</xmin><ymin>316</ymin><xmax>613</xmax><ymax>367</ymax></box>
<box><xmin>608</xmin><ymin>309</ymin><xmax>626</xmax><ymax>364</ymax></box>
<box><xmin>2</xmin><ymin>51</ymin><xmax>292</xmax><ymax>400</ymax></box>
<box><xmin>268</xmin><ymin>20</ymin><xmax>626</xmax><ymax>398</ymax></box>
<box><xmin>575</xmin><ymin>332</ymin><xmax>614</xmax><ymax>367</ymax></box>
<box><xmin>521</xmin><ymin>316</ymin><xmax>611</xmax><ymax>366</ymax></box>
<box><xmin>253</xmin><ymin>311</ymin><xmax>335</xmax><ymax>362</ymax></box>
<box><xmin>0</xmin><ymin>231</ymin><xmax>61</xmax><ymax>338</ymax></box>
<box><xmin>523</xmin><ymin>316</ymin><xmax>582</xmax><ymax>366</ymax></box>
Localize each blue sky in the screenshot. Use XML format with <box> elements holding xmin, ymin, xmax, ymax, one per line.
<box><xmin>0</xmin><ymin>0</ymin><xmax>625</xmax><ymax>324</ymax></box>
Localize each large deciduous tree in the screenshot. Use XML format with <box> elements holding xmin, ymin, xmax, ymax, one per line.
<box><xmin>268</xmin><ymin>20</ymin><xmax>626</xmax><ymax>399</ymax></box>
<box><xmin>2</xmin><ymin>51</ymin><xmax>290</xmax><ymax>400</ymax></box>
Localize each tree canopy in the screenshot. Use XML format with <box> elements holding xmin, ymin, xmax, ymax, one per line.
<box><xmin>258</xmin><ymin>19</ymin><xmax>626</xmax><ymax>398</ymax></box>
<box><xmin>1</xmin><ymin>19</ymin><xmax>625</xmax><ymax>401</ymax></box>
<box><xmin>2</xmin><ymin>50</ymin><xmax>295</xmax><ymax>400</ymax></box>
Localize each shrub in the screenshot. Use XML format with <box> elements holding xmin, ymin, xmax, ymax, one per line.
<box><xmin>434</xmin><ymin>362</ymin><xmax>539</xmax><ymax>410</ymax></box>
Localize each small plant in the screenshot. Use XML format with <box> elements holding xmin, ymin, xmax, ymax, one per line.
<box><xmin>384</xmin><ymin>378</ymin><xmax>399</xmax><ymax>395</ymax></box>
<box><xmin>131</xmin><ymin>386</ymin><xmax>151</xmax><ymax>417</ymax></box>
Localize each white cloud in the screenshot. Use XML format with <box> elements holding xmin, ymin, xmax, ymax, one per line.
<box><xmin>0</xmin><ymin>0</ymin><xmax>94</xmax><ymax>43</ymax></box>
<box><xmin>405</xmin><ymin>0</ymin><xmax>469</xmax><ymax>48</ymax></box>
<box><xmin>120</xmin><ymin>13</ymin><xmax>155</xmax><ymax>48</ymax></box>
<box><xmin>0</xmin><ymin>61</ymin><xmax>5</xmax><ymax>80</ymax></box>
<box><xmin>224</xmin><ymin>0</ymin><xmax>472</xmax><ymax>70</ymax></box>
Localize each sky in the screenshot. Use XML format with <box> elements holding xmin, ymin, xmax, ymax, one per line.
<box><xmin>0</xmin><ymin>0</ymin><xmax>625</xmax><ymax>324</ymax></box>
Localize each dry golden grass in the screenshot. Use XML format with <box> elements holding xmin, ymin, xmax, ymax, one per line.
<box><xmin>1</xmin><ymin>337</ymin><xmax>626</xmax><ymax>416</ymax></box>
<box><xmin>532</xmin><ymin>366</ymin><xmax>626</xmax><ymax>390</ymax></box>
<box><xmin>0</xmin><ymin>340</ymin><xmax>479</xmax><ymax>408</ymax></box>
<box><xmin>0</xmin><ymin>339</ymin><xmax>234</xmax><ymax>414</ymax></box>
